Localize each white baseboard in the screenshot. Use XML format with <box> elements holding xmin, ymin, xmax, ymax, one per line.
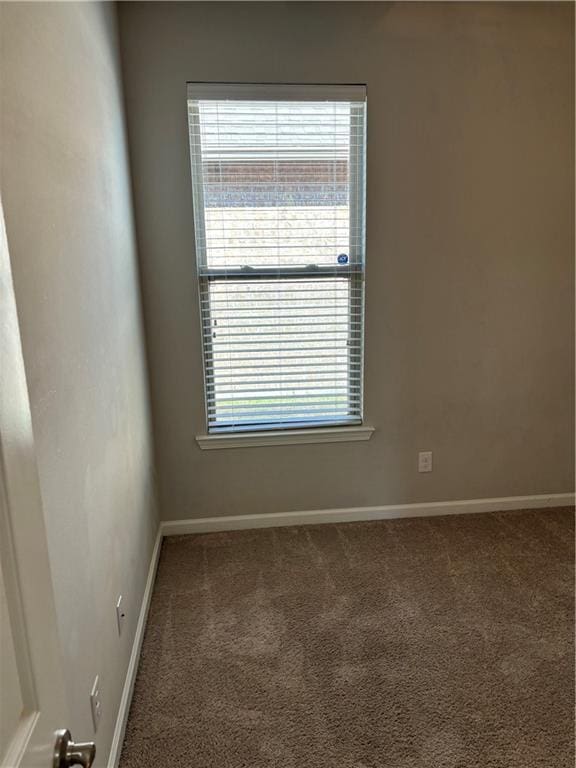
<box><xmin>108</xmin><ymin>525</ymin><xmax>163</xmax><ymax>768</ymax></box>
<box><xmin>161</xmin><ymin>493</ymin><xmax>574</xmax><ymax>536</ymax></box>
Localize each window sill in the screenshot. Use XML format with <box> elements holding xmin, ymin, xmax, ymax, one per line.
<box><xmin>195</xmin><ymin>425</ymin><xmax>375</xmax><ymax>450</ymax></box>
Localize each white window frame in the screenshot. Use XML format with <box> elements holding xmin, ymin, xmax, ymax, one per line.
<box><xmin>187</xmin><ymin>83</ymin><xmax>373</xmax><ymax>448</ymax></box>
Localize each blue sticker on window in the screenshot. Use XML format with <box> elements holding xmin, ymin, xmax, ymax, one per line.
<box><xmin>337</xmin><ymin>254</ymin><xmax>349</xmax><ymax>264</ymax></box>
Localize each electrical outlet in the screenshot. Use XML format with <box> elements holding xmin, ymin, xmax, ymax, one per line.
<box><xmin>90</xmin><ymin>676</ymin><xmax>102</xmax><ymax>731</ymax></box>
<box><xmin>418</xmin><ymin>451</ymin><xmax>433</xmax><ymax>473</ymax></box>
<box><xmin>116</xmin><ymin>595</ymin><xmax>125</xmax><ymax>636</ymax></box>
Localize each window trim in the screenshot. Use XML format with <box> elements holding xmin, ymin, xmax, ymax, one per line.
<box><xmin>196</xmin><ymin>425</ymin><xmax>374</xmax><ymax>450</ymax></box>
<box><xmin>187</xmin><ymin>82</ymin><xmax>367</xmax><ymax>103</ymax></box>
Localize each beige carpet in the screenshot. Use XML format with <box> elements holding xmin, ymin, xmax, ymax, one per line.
<box><xmin>120</xmin><ymin>508</ymin><xmax>574</xmax><ymax>767</ymax></box>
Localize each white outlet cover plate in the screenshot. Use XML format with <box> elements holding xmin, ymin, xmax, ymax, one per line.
<box><xmin>418</xmin><ymin>451</ymin><xmax>433</xmax><ymax>473</ymax></box>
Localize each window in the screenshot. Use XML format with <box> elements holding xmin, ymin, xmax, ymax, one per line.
<box><xmin>187</xmin><ymin>83</ymin><xmax>367</xmax><ymax>435</ymax></box>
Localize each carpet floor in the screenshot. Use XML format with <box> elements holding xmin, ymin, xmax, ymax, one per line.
<box><xmin>120</xmin><ymin>508</ymin><xmax>574</xmax><ymax>768</ymax></box>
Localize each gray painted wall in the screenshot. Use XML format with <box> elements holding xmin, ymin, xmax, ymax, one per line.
<box><xmin>1</xmin><ymin>3</ymin><xmax>158</xmax><ymax>764</ymax></box>
<box><xmin>119</xmin><ymin>1</ymin><xmax>574</xmax><ymax>522</ymax></box>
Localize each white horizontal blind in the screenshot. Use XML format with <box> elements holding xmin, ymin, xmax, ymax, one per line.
<box><xmin>187</xmin><ymin>83</ymin><xmax>367</xmax><ymax>433</ymax></box>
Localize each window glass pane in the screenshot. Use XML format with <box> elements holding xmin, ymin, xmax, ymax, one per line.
<box><xmin>188</xmin><ymin>85</ymin><xmax>366</xmax><ymax>433</ymax></box>
<box><xmin>192</xmin><ymin>100</ymin><xmax>363</xmax><ymax>270</ymax></box>
<box><xmin>203</xmin><ymin>277</ymin><xmax>361</xmax><ymax>431</ymax></box>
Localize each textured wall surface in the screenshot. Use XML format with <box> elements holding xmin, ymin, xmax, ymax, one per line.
<box><xmin>0</xmin><ymin>3</ymin><xmax>158</xmax><ymax>764</ymax></box>
<box><xmin>119</xmin><ymin>1</ymin><xmax>574</xmax><ymax>522</ymax></box>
